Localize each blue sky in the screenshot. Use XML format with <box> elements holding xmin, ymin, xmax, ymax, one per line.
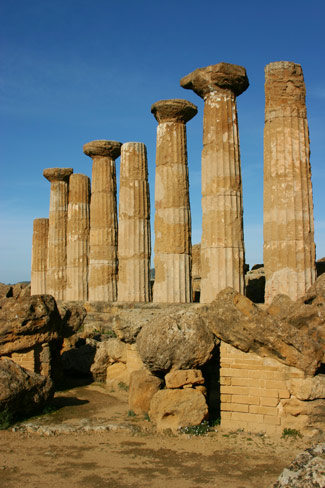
<box><xmin>1</xmin><ymin>0</ymin><xmax>324</xmax><ymax>284</ymax></box>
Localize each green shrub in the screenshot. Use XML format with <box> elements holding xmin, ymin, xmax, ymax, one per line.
<box><xmin>118</xmin><ymin>382</ymin><xmax>129</xmax><ymax>391</ymax></box>
<box><xmin>281</xmin><ymin>428</ymin><xmax>302</xmax><ymax>439</ymax></box>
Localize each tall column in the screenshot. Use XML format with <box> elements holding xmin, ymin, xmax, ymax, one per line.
<box><xmin>263</xmin><ymin>61</ymin><xmax>316</xmax><ymax>303</ymax></box>
<box><xmin>66</xmin><ymin>174</ymin><xmax>90</xmax><ymax>301</ymax></box>
<box><xmin>31</xmin><ymin>218</ymin><xmax>49</xmax><ymax>295</ymax></box>
<box><xmin>83</xmin><ymin>140</ymin><xmax>122</xmax><ymax>301</ymax></box>
<box><xmin>151</xmin><ymin>99</ymin><xmax>197</xmax><ymax>303</ymax></box>
<box><xmin>181</xmin><ymin>63</ymin><xmax>249</xmax><ymax>303</ymax></box>
<box><xmin>43</xmin><ymin>167</ymin><xmax>73</xmax><ymax>300</ymax></box>
<box><xmin>118</xmin><ymin>142</ymin><xmax>151</xmax><ymax>302</ymax></box>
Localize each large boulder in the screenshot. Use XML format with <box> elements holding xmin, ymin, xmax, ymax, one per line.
<box><xmin>149</xmin><ymin>388</ymin><xmax>208</xmax><ymax>432</ymax></box>
<box><xmin>0</xmin><ymin>358</ymin><xmax>54</xmax><ymax>420</ymax></box>
<box><xmin>202</xmin><ymin>287</ymin><xmax>324</xmax><ymax>375</ymax></box>
<box><xmin>136</xmin><ymin>309</ymin><xmax>216</xmax><ymax>374</ymax></box>
<box><xmin>272</xmin><ymin>443</ymin><xmax>325</xmax><ymax>488</ymax></box>
<box><xmin>0</xmin><ymin>294</ymin><xmax>62</xmax><ymax>355</ymax></box>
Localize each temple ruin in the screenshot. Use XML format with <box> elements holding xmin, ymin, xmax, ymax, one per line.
<box><xmin>24</xmin><ymin>61</ymin><xmax>324</xmax><ymax>437</ymax></box>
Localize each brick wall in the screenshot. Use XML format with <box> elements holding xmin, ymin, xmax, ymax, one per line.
<box><xmin>10</xmin><ymin>349</ymin><xmax>35</xmax><ymax>372</ymax></box>
<box><xmin>220</xmin><ymin>341</ymin><xmax>306</xmax><ymax>435</ymax></box>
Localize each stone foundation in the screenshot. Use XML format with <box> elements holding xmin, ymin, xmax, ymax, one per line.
<box><xmin>220</xmin><ymin>342</ymin><xmax>321</xmax><ymax>435</ymax></box>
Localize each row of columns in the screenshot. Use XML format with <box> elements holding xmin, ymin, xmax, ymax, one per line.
<box><xmin>31</xmin><ymin>61</ymin><xmax>316</xmax><ymax>304</ymax></box>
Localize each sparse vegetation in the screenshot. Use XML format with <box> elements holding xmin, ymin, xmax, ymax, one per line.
<box><xmin>180</xmin><ymin>420</ymin><xmax>210</xmax><ymax>436</ymax></box>
<box><xmin>281</xmin><ymin>428</ymin><xmax>302</xmax><ymax>440</ymax></box>
<box><xmin>0</xmin><ymin>408</ymin><xmax>14</xmax><ymax>430</ymax></box>
<box><xmin>127</xmin><ymin>410</ymin><xmax>136</xmax><ymax>417</ymax></box>
<box><xmin>144</xmin><ymin>413</ymin><xmax>150</xmax><ymax>422</ymax></box>
<box><xmin>118</xmin><ymin>382</ymin><xmax>129</xmax><ymax>391</ymax></box>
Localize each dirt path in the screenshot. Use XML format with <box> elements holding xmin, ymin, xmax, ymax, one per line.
<box><xmin>0</xmin><ymin>383</ymin><xmax>321</xmax><ymax>488</ymax></box>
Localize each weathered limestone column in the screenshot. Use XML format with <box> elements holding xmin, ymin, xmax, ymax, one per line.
<box><xmin>151</xmin><ymin>99</ymin><xmax>197</xmax><ymax>303</ymax></box>
<box><xmin>83</xmin><ymin>140</ymin><xmax>122</xmax><ymax>301</ymax></box>
<box><xmin>66</xmin><ymin>174</ymin><xmax>90</xmax><ymax>301</ymax></box>
<box><xmin>31</xmin><ymin>218</ymin><xmax>49</xmax><ymax>295</ymax></box>
<box><xmin>43</xmin><ymin>167</ymin><xmax>73</xmax><ymax>300</ymax></box>
<box><xmin>118</xmin><ymin>142</ymin><xmax>151</xmax><ymax>302</ymax></box>
<box><xmin>181</xmin><ymin>63</ymin><xmax>249</xmax><ymax>303</ymax></box>
<box><xmin>263</xmin><ymin>61</ymin><xmax>316</xmax><ymax>303</ymax></box>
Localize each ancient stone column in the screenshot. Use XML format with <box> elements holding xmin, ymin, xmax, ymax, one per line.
<box><xmin>181</xmin><ymin>63</ymin><xmax>249</xmax><ymax>303</ymax></box>
<box><xmin>83</xmin><ymin>140</ymin><xmax>122</xmax><ymax>301</ymax></box>
<box><xmin>31</xmin><ymin>218</ymin><xmax>49</xmax><ymax>295</ymax></box>
<box><xmin>43</xmin><ymin>167</ymin><xmax>73</xmax><ymax>300</ymax></box>
<box><xmin>263</xmin><ymin>61</ymin><xmax>316</xmax><ymax>303</ymax></box>
<box><xmin>118</xmin><ymin>142</ymin><xmax>151</xmax><ymax>302</ymax></box>
<box><xmin>151</xmin><ymin>99</ymin><xmax>197</xmax><ymax>303</ymax></box>
<box><xmin>66</xmin><ymin>174</ymin><xmax>90</xmax><ymax>301</ymax></box>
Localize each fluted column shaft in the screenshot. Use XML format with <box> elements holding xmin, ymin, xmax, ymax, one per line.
<box><xmin>263</xmin><ymin>61</ymin><xmax>316</xmax><ymax>303</ymax></box>
<box><xmin>66</xmin><ymin>174</ymin><xmax>90</xmax><ymax>301</ymax></box>
<box><xmin>83</xmin><ymin>140</ymin><xmax>122</xmax><ymax>302</ymax></box>
<box><xmin>31</xmin><ymin>218</ymin><xmax>49</xmax><ymax>295</ymax></box>
<box><xmin>201</xmin><ymin>89</ymin><xmax>245</xmax><ymax>302</ymax></box>
<box><xmin>43</xmin><ymin>168</ymin><xmax>73</xmax><ymax>300</ymax></box>
<box><xmin>118</xmin><ymin>142</ymin><xmax>151</xmax><ymax>302</ymax></box>
<box><xmin>181</xmin><ymin>63</ymin><xmax>249</xmax><ymax>303</ymax></box>
<box><xmin>151</xmin><ymin>99</ymin><xmax>197</xmax><ymax>303</ymax></box>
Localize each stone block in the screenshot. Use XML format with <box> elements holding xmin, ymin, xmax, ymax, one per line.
<box><xmin>128</xmin><ymin>369</ymin><xmax>161</xmax><ymax>414</ymax></box>
<box><xmin>165</xmin><ymin>369</ymin><xmax>204</xmax><ymax>389</ymax></box>
<box><xmin>149</xmin><ymin>388</ymin><xmax>208</xmax><ymax>432</ymax></box>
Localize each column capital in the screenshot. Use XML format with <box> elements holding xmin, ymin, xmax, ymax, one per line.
<box><xmin>151</xmin><ymin>99</ymin><xmax>197</xmax><ymax>124</ymax></box>
<box><xmin>83</xmin><ymin>140</ymin><xmax>122</xmax><ymax>160</ymax></box>
<box><xmin>180</xmin><ymin>62</ymin><xmax>249</xmax><ymax>99</ymax></box>
<box><xmin>43</xmin><ymin>167</ymin><xmax>73</xmax><ymax>182</ymax></box>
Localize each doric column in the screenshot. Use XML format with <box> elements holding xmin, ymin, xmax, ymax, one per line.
<box><xmin>151</xmin><ymin>99</ymin><xmax>197</xmax><ymax>303</ymax></box>
<box><xmin>31</xmin><ymin>218</ymin><xmax>49</xmax><ymax>295</ymax></box>
<box><xmin>263</xmin><ymin>61</ymin><xmax>316</xmax><ymax>303</ymax></box>
<box><xmin>118</xmin><ymin>142</ymin><xmax>151</xmax><ymax>302</ymax></box>
<box><xmin>83</xmin><ymin>140</ymin><xmax>122</xmax><ymax>301</ymax></box>
<box><xmin>66</xmin><ymin>174</ymin><xmax>90</xmax><ymax>301</ymax></box>
<box><xmin>181</xmin><ymin>63</ymin><xmax>249</xmax><ymax>303</ymax></box>
<box><xmin>43</xmin><ymin>167</ymin><xmax>73</xmax><ymax>300</ymax></box>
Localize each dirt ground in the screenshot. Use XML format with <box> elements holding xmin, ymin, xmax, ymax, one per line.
<box><xmin>0</xmin><ymin>382</ymin><xmax>322</xmax><ymax>488</ymax></box>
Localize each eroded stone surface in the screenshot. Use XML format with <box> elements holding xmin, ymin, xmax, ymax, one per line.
<box><xmin>149</xmin><ymin>388</ymin><xmax>208</xmax><ymax>432</ymax></box>
<box><xmin>202</xmin><ymin>286</ymin><xmax>324</xmax><ymax>375</ymax></box>
<box><xmin>263</xmin><ymin>61</ymin><xmax>316</xmax><ymax>303</ymax></box>
<box><xmin>180</xmin><ymin>62</ymin><xmax>249</xmax><ymax>98</ymax></box>
<box><xmin>83</xmin><ymin>140</ymin><xmax>122</xmax><ymax>159</ymax></box>
<box><xmin>136</xmin><ymin>308</ymin><xmax>215</xmax><ymax>374</ymax></box>
<box><xmin>0</xmin><ymin>294</ymin><xmax>62</xmax><ymax>355</ymax></box>
<box><xmin>0</xmin><ymin>358</ymin><xmax>54</xmax><ymax>419</ymax></box>
<box><xmin>128</xmin><ymin>369</ymin><xmax>162</xmax><ymax>414</ymax></box>
<box><xmin>165</xmin><ymin>369</ymin><xmax>204</xmax><ymax>389</ymax></box>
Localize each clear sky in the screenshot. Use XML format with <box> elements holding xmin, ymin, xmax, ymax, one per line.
<box><xmin>1</xmin><ymin>0</ymin><xmax>324</xmax><ymax>284</ymax></box>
